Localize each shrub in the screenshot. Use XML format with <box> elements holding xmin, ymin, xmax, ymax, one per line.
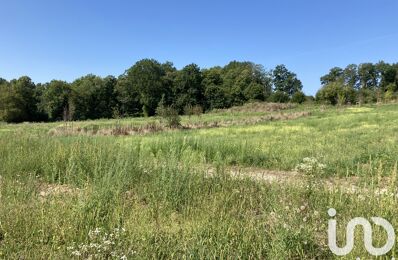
<box><xmin>183</xmin><ymin>104</ymin><xmax>193</xmax><ymax>116</ymax></box>
<box><xmin>316</xmin><ymin>80</ymin><xmax>356</xmax><ymax>105</ymax></box>
<box><xmin>384</xmin><ymin>89</ymin><xmax>396</xmax><ymax>102</ymax></box>
<box><xmin>156</xmin><ymin>105</ymin><xmax>181</xmax><ymax>128</ymax></box>
<box><xmin>183</xmin><ymin>104</ymin><xmax>203</xmax><ymax>117</ymax></box>
<box><xmin>191</xmin><ymin>105</ymin><xmax>203</xmax><ymax>116</ymax></box>
<box><xmin>268</xmin><ymin>91</ymin><xmax>290</xmax><ymax>103</ymax></box>
<box><xmin>243</xmin><ymin>83</ymin><xmax>266</xmax><ymax>101</ymax></box>
<box><xmin>291</xmin><ymin>91</ymin><xmax>306</xmax><ymax>104</ymax></box>
<box><xmin>357</xmin><ymin>88</ymin><xmax>377</xmax><ymax>104</ymax></box>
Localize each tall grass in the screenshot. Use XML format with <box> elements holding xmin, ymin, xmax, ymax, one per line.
<box><xmin>0</xmin><ymin>103</ymin><xmax>397</xmax><ymax>258</ymax></box>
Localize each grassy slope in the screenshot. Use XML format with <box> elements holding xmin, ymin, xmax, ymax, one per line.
<box><xmin>0</xmin><ymin>103</ymin><xmax>397</xmax><ymax>259</ymax></box>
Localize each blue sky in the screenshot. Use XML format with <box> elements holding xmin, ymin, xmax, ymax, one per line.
<box><xmin>1</xmin><ymin>0</ymin><xmax>397</xmax><ymax>95</ymax></box>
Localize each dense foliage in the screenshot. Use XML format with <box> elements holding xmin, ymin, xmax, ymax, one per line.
<box><xmin>0</xmin><ymin>60</ymin><xmax>304</xmax><ymax>122</ymax></box>
<box><xmin>316</xmin><ymin>61</ymin><xmax>398</xmax><ymax>105</ymax></box>
<box><xmin>1</xmin><ymin>59</ymin><xmax>398</xmax><ymax>123</ymax></box>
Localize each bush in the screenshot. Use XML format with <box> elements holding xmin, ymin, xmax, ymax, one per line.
<box><xmin>291</xmin><ymin>91</ymin><xmax>306</xmax><ymax>104</ymax></box>
<box><xmin>183</xmin><ymin>104</ymin><xmax>203</xmax><ymax>117</ymax></box>
<box><xmin>192</xmin><ymin>105</ymin><xmax>203</xmax><ymax>116</ymax></box>
<box><xmin>384</xmin><ymin>90</ymin><xmax>396</xmax><ymax>102</ymax></box>
<box><xmin>316</xmin><ymin>80</ymin><xmax>356</xmax><ymax>105</ymax></box>
<box><xmin>243</xmin><ymin>83</ymin><xmax>265</xmax><ymax>101</ymax></box>
<box><xmin>183</xmin><ymin>104</ymin><xmax>193</xmax><ymax>116</ymax></box>
<box><xmin>156</xmin><ymin>105</ymin><xmax>181</xmax><ymax>128</ymax></box>
<box><xmin>268</xmin><ymin>91</ymin><xmax>290</xmax><ymax>103</ymax></box>
<box><xmin>386</xmin><ymin>83</ymin><xmax>398</xmax><ymax>92</ymax></box>
<box><xmin>357</xmin><ymin>88</ymin><xmax>377</xmax><ymax>104</ymax></box>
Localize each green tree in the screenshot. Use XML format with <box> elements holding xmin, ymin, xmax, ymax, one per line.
<box><xmin>160</xmin><ymin>61</ymin><xmax>177</xmax><ymax>106</ymax></box>
<box><xmin>376</xmin><ymin>61</ymin><xmax>397</xmax><ymax>91</ymax></box>
<box><xmin>115</xmin><ymin>75</ymin><xmax>141</xmax><ymax>117</ymax></box>
<box><xmin>202</xmin><ymin>67</ymin><xmax>223</xmax><ymax>87</ymax></box>
<box><xmin>291</xmin><ymin>91</ymin><xmax>306</xmax><ymax>104</ymax></box>
<box><xmin>268</xmin><ymin>91</ymin><xmax>290</xmax><ymax>103</ymax></box>
<box><xmin>39</xmin><ymin>80</ymin><xmax>71</xmax><ymax>121</ymax></box>
<box><xmin>124</xmin><ymin>59</ymin><xmax>168</xmax><ymax>116</ymax></box>
<box><xmin>204</xmin><ymin>84</ymin><xmax>227</xmax><ymax>110</ymax></box>
<box><xmin>0</xmin><ymin>76</ymin><xmax>39</xmax><ymax>122</ymax></box>
<box><xmin>343</xmin><ymin>64</ymin><xmax>359</xmax><ymax>89</ymax></box>
<box><xmin>202</xmin><ymin>67</ymin><xmax>226</xmax><ymax>110</ymax></box>
<box><xmin>316</xmin><ymin>79</ymin><xmax>356</xmax><ymax>105</ymax></box>
<box><xmin>358</xmin><ymin>63</ymin><xmax>377</xmax><ymax>90</ymax></box>
<box><xmin>70</xmin><ymin>75</ymin><xmax>116</xmax><ymax>120</ymax></box>
<box><xmin>172</xmin><ymin>64</ymin><xmax>204</xmax><ymax>112</ymax></box>
<box><xmin>320</xmin><ymin>67</ymin><xmax>344</xmax><ymax>85</ymax></box>
<box><xmin>222</xmin><ymin>61</ymin><xmax>272</xmax><ymax>106</ymax></box>
<box><xmin>272</xmin><ymin>64</ymin><xmax>303</xmax><ymax>98</ymax></box>
<box><xmin>98</xmin><ymin>76</ymin><xmax>118</xmax><ymax>118</ymax></box>
<box><xmin>243</xmin><ymin>82</ymin><xmax>267</xmax><ymax>101</ymax></box>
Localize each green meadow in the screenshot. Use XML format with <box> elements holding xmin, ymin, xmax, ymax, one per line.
<box><xmin>1</xmin><ymin>103</ymin><xmax>398</xmax><ymax>259</ymax></box>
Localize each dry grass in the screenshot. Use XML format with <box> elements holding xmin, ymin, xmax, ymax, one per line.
<box><xmin>212</xmin><ymin>102</ymin><xmax>297</xmax><ymax>113</ymax></box>
<box><xmin>185</xmin><ymin>111</ymin><xmax>311</xmax><ymax>128</ymax></box>
<box><xmin>208</xmin><ymin>164</ymin><xmax>397</xmax><ymax>197</ymax></box>
<box><xmin>48</xmin><ymin>122</ymin><xmax>165</xmax><ymax>136</ymax></box>
<box><xmin>48</xmin><ymin>111</ymin><xmax>311</xmax><ymax>137</ymax></box>
<box><xmin>37</xmin><ymin>183</ymin><xmax>80</xmax><ymax>198</ymax></box>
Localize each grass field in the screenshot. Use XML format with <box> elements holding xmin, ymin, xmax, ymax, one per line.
<box><xmin>1</xmin><ymin>102</ymin><xmax>398</xmax><ymax>259</ymax></box>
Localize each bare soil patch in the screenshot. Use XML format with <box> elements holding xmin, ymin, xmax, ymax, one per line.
<box><xmin>37</xmin><ymin>183</ymin><xmax>80</xmax><ymax>199</ymax></box>
<box><xmin>207</xmin><ymin>165</ymin><xmax>379</xmax><ymax>195</ymax></box>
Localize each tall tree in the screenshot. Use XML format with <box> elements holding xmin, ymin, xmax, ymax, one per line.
<box><xmin>172</xmin><ymin>63</ymin><xmax>204</xmax><ymax>112</ymax></box>
<box><xmin>39</xmin><ymin>80</ymin><xmax>71</xmax><ymax>121</ymax></box>
<box><xmin>222</xmin><ymin>61</ymin><xmax>272</xmax><ymax>106</ymax></box>
<box><xmin>160</xmin><ymin>61</ymin><xmax>177</xmax><ymax>106</ymax></box>
<box><xmin>98</xmin><ymin>76</ymin><xmax>118</xmax><ymax>118</ymax></box>
<box><xmin>202</xmin><ymin>67</ymin><xmax>226</xmax><ymax>110</ymax></box>
<box><xmin>115</xmin><ymin>74</ymin><xmax>141</xmax><ymax>117</ymax></box>
<box><xmin>245</xmin><ymin>64</ymin><xmax>272</xmax><ymax>101</ymax></box>
<box><xmin>70</xmin><ymin>75</ymin><xmax>116</xmax><ymax>120</ymax></box>
<box><xmin>343</xmin><ymin>64</ymin><xmax>359</xmax><ymax>89</ymax></box>
<box><xmin>0</xmin><ymin>76</ymin><xmax>40</xmax><ymax>122</ymax></box>
<box><xmin>376</xmin><ymin>61</ymin><xmax>397</xmax><ymax>91</ymax></box>
<box><xmin>358</xmin><ymin>63</ymin><xmax>378</xmax><ymax>89</ymax></box>
<box><xmin>123</xmin><ymin>59</ymin><xmax>167</xmax><ymax>116</ymax></box>
<box><xmin>272</xmin><ymin>64</ymin><xmax>303</xmax><ymax>97</ymax></box>
<box><xmin>316</xmin><ymin>79</ymin><xmax>356</xmax><ymax>105</ymax></box>
<box><xmin>320</xmin><ymin>67</ymin><xmax>344</xmax><ymax>85</ymax></box>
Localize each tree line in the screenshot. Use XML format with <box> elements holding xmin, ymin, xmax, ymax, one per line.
<box><xmin>0</xmin><ymin>59</ymin><xmax>305</xmax><ymax>123</ymax></box>
<box><xmin>316</xmin><ymin>61</ymin><xmax>398</xmax><ymax>105</ymax></box>
<box><xmin>1</xmin><ymin>59</ymin><xmax>397</xmax><ymax>123</ymax></box>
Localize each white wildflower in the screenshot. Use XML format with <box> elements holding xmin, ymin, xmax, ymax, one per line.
<box><xmin>71</xmin><ymin>250</ymin><xmax>81</xmax><ymax>256</ymax></box>
<box><xmin>283</xmin><ymin>223</ymin><xmax>289</xmax><ymax>229</ymax></box>
<box><xmin>295</xmin><ymin>157</ymin><xmax>326</xmax><ymax>175</ymax></box>
<box><xmin>89</xmin><ymin>227</ymin><xmax>101</xmax><ymax>238</ymax></box>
